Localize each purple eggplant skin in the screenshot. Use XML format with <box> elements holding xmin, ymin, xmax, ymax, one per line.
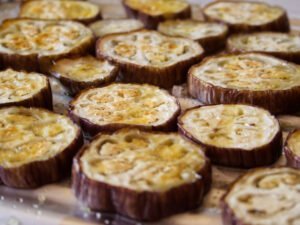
<box><xmin>72</xmin><ymin>131</ymin><xmax>212</xmax><ymax>221</ymax></box>
<box><xmin>122</xmin><ymin>0</ymin><xmax>191</xmax><ymax>30</ymax></box>
<box><xmin>178</xmin><ymin>105</ymin><xmax>283</xmax><ymax>168</ymax></box>
<box><xmin>284</xmin><ymin>130</ymin><xmax>300</xmax><ymax>169</ymax></box>
<box><xmin>203</xmin><ymin>1</ymin><xmax>290</xmax><ymax>34</ymax></box>
<box><xmin>0</xmin><ymin>118</ymin><xmax>84</xmax><ymax>189</ymax></box>
<box><xmin>188</xmin><ymin>53</ymin><xmax>300</xmax><ymax>115</ymax></box>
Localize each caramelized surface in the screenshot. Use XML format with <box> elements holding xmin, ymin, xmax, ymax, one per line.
<box><xmin>0</xmin><ymin>107</ymin><xmax>79</xmax><ymax>168</ymax></box>
<box><xmin>81</xmin><ymin>129</ymin><xmax>206</xmax><ymax>191</ymax></box>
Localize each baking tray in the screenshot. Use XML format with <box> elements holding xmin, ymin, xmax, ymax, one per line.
<box><xmin>0</xmin><ymin>1</ymin><xmax>300</xmax><ymax>225</ymax></box>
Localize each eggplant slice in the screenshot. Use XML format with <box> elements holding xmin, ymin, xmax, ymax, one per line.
<box><xmin>49</xmin><ymin>56</ymin><xmax>118</xmax><ymax>96</ymax></box>
<box><xmin>89</xmin><ymin>19</ymin><xmax>144</xmax><ymax>38</ymax></box>
<box><xmin>203</xmin><ymin>1</ymin><xmax>289</xmax><ymax>33</ymax></box>
<box><xmin>178</xmin><ymin>104</ymin><xmax>282</xmax><ymax>168</ymax></box>
<box><xmin>221</xmin><ymin>167</ymin><xmax>300</xmax><ymax>225</ymax></box>
<box><xmin>19</xmin><ymin>0</ymin><xmax>101</xmax><ymax>24</ymax></box>
<box><xmin>72</xmin><ymin>128</ymin><xmax>211</xmax><ymax>221</ymax></box>
<box><xmin>227</xmin><ymin>32</ymin><xmax>300</xmax><ymax>64</ymax></box>
<box><xmin>0</xmin><ymin>69</ymin><xmax>52</xmax><ymax>109</ymax></box>
<box><xmin>0</xmin><ymin>106</ymin><xmax>83</xmax><ymax>188</ymax></box>
<box><xmin>284</xmin><ymin>130</ymin><xmax>300</xmax><ymax>168</ymax></box>
<box><xmin>158</xmin><ymin>20</ymin><xmax>228</xmax><ymax>54</ymax></box>
<box><xmin>69</xmin><ymin>83</ymin><xmax>180</xmax><ymax>136</ymax></box>
<box><xmin>97</xmin><ymin>30</ymin><xmax>203</xmax><ymax>88</ymax></box>
<box><xmin>0</xmin><ymin>19</ymin><xmax>94</xmax><ymax>73</ymax></box>
<box><xmin>188</xmin><ymin>53</ymin><xmax>300</xmax><ymax>114</ymax></box>
<box><xmin>122</xmin><ymin>0</ymin><xmax>191</xmax><ymax>29</ymax></box>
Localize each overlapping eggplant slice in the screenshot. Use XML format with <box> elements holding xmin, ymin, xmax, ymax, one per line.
<box><xmin>72</xmin><ymin>128</ymin><xmax>211</xmax><ymax>221</ymax></box>
<box><xmin>19</xmin><ymin>0</ymin><xmax>101</xmax><ymax>24</ymax></box>
<box><xmin>0</xmin><ymin>69</ymin><xmax>52</xmax><ymax>109</ymax></box>
<box><xmin>178</xmin><ymin>104</ymin><xmax>282</xmax><ymax>168</ymax></box>
<box><xmin>227</xmin><ymin>32</ymin><xmax>300</xmax><ymax>64</ymax></box>
<box><xmin>284</xmin><ymin>130</ymin><xmax>300</xmax><ymax>168</ymax></box>
<box><xmin>69</xmin><ymin>83</ymin><xmax>180</xmax><ymax>136</ymax></box>
<box><xmin>221</xmin><ymin>167</ymin><xmax>300</xmax><ymax>225</ymax></box>
<box><xmin>122</xmin><ymin>0</ymin><xmax>191</xmax><ymax>29</ymax></box>
<box><xmin>0</xmin><ymin>106</ymin><xmax>83</xmax><ymax>188</ymax></box>
<box><xmin>0</xmin><ymin>19</ymin><xmax>94</xmax><ymax>73</ymax></box>
<box><xmin>49</xmin><ymin>56</ymin><xmax>118</xmax><ymax>96</ymax></box>
<box><xmin>188</xmin><ymin>53</ymin><xmax>300</xmax><ymax>114</ymax></box>
<box><xmin>158</xmin><ymin>20</ymin><xmax>228</xmax><ymax>54</ymax></box>
<box><xmin>203</xmin><ymin>1</ymin><xmax>289</xmax><ymax>33</ymax></box>
<box><xmin>89</xmin><ymin>19</ymin><xmax>144</xmax><ymax>38</ymax></box>
<box><xmin>96</xmin><ymin>30</ymin><xmax>203</xmax><ymax>88</ymax></box>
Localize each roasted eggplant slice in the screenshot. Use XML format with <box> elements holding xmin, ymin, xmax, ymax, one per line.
<box><xmin>178</xmin><ymin>104</ymin><xmax>282</xmax><ymax>168</ymax></box>
<box><xmin>0</xmin><ymin>69</ymin><xmax>52</xmax><ymax>109</ymax></box>
<box><xmin>221</xmin><ymin>167</ymin><xmax>300</xmax><ymax>225</ymax></box>
<box><xmin>69</xmin><ymin>83</ymin><xmax>180</xmax><ymax>136</ymax></box>
<box><xmin>72</xmin><ymin>128</ymin><xmax>211</xmax><ymax>221</ymax></box>
<box><xmin>19</xmin><ymin>0</ymin><xmax>101</xmax><ymax>24</ymax></box>
<box><xmin>158</xmin><ymin>20</ymin><xmax>228</xmax><ymax>54</ymax></box>
<box><xmin>188</xmin><ymin>53</ymin><xmax>300</xmax><ymax>114</ymax></box>
<box><xmin>284</xmin><ymin>130</ymin><xmax>300</xmax><ymax>168</ymax></box>
<box><xmin>0</xmin><ymin>106</ymin><xmax>83</xmax><ymax>188</ymax></box>
<box><xmin>49</xmin><ymin>56</ymin><xmax>118</xmax><ymax>96</ymax></box>
<box><xmin>97</xmin><ymin>30</ymin><xmax>203</xmax><ymax>88</ymax></box>
<box><xmin>203</xmin><ymin>1</ymin><xmax>289</xmax><ymax>33</ymax></box>
<box><xmin>227</xmin><ymin>32</ymin><xmax>300</xmax><ymax>64</ymax></box>
<box><xmin>122</xmin><ymin>0</ymin><xmax>191</xmax><ymax>29</ymax></box>
<box><xmin>0</xmin><ymin>19</ymin><xmax>94</xmax><ymax>73</ymax></box>
<box><xmin>89</xmin><ymin>19</ymin><xmax>144</xmax><ymax>38</ymax></box>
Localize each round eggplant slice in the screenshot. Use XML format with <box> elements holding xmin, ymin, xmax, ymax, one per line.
<box><xmin>227</xmin><ymin>32</ymin><xmax>300</xmax><ymax>64</ymax></box>
<box><xmin>96</xmin><ymin>30</ymin><xmax>203</xmax><ymax>88</ymax></box>
<box><xmin>69</xmin><ymin>83</ymin><xmax>180</xmax><ymax>136</ymax></box>
<box><xmin>158</xmin><ymin>20</ymin><xmax>228</xmax><ymax>54</ymax></box>
<box><xmin>19</xmin><ymin>0</ymin><xmax>101</xmax><ymax>24</ymax></box>
<box><xmin>72</xmin><ymin>128</ymin><xmax>211</xmax><ymax>221</ymax></box>
<box><xmin>89</xmin><ymin>19</ymin><xmax>144</xmax><ymax>38</ymax></box>
<box><xmin>203</xmin><ymin>1</ymin><xmax>289</xmax><ymax>33</ymax></box>
<box><xmin>284</xmin><ymin>130</ymin><xmax>300</xmax><ymax>169</ymax></box>
<box><xmin>221</xmin><ymin>167</ymin><xmax>300</xmax><ymax>225</ymax></box>
<box><xmin>49</xmin><ymin>56</ymin><xmax>118</xmax><ymax>96</ymax></box>
<box><xmin>0</xmin><ymin>106</ymin><xmax>83</xmax><ymax>188</ymax></box>
<box><xmin>188</xmin><ymin>53</ymin><xmax>300</xmax><ymax>114</ymax></box>
<box><xmin>0</xmin><ymin>19</ymin><xmax>94</xmax><ymax>73</ymax></box>
<box><xmin>178</xmin><ymin>104</ymin><xmax>282</xmax><ymax>168</ymax></box>
<box><xmin>0</xmin><ymin>69</ymin><xmax>52</xmax><ymax>109</ymax></box>
<box><xmin>122</xmin><ymin>0</ymin><xmax>191</xmax><ymax>29</ymax></box>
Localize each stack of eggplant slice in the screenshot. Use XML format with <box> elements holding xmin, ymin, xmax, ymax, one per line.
<box><xmin>0</xmin><ymin>0</ymin><xmax>300</xmax><ymax>224</ymax></box>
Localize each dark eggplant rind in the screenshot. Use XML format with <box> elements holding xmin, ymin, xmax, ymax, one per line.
<box><xmin>203</xmin><ymin>1</ymin><xmax>290</xmax><ymax>34</ymax></box>
<box><xmin>122</xmin><ymin>0</ymin><xmax>191</xmax><ymax>29</ymax></box>
<box><xmin>72</xmin><ymin>129</ymin><xmax>212</xmax><ymax>221</ymax></box>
